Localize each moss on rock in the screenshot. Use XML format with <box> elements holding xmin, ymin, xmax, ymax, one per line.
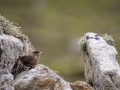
<box><xmin>77</xmin><ymin>33</ymin><xmax>115</xmax><ymax>54</ymax></box>
<box><xmin>0</xmin><ymin>14</ymin><xmax>34</xmax><ymax>52</ymax></box>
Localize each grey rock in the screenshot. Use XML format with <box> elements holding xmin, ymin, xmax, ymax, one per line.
<box><xmin>83</xmin><ymin>32</ymin><xmax>120</xmax><ymax>90</ymax></box>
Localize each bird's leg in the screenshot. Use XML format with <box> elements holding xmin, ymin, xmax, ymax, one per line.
<box><xmin>27</xmin><ymin>67</ymin><xmax>33</xmax><ymax>71</ymax></box>
<box><xmin>26</xmin><ymin>64</ymin><xmax>35</xmax><ymax>71</ymax></box>
<box><xmin>27</xmin><ymin>64</ymin><xmax>35</xmax><ymax>68</ymax></box>
<box><xmin>26</xmin><ymin>66</ymin><xmax>34</xmax><ymax>72</ymax></box>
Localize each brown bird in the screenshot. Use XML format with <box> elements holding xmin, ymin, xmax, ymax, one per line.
<box><xmin>19</xmin><ymin>51</ymin><xmax>42</xmax><ymax>69</ymax></box>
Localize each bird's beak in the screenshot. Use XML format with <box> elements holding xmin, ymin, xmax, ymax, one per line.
<box><xmin>40</xmin><ymin>52</ymin><xmax>43</xmax><ymax>54</ymax></box>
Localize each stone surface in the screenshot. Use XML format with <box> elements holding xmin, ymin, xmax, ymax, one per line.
<box><xmin>70</xmin><ymin>81</ymin><xmax>94</xmax><ymax>90</ymax></box>
<box><xmin>84</xmin><ymin>32</ymin><xmax>120</xmax><ymax>90</ymax></box>
<box><xmin>14</xmin><ymin>64</ymin><xmax>94</xmax><ymax>90</ymax></box>
<box><xmin>0</xmin><ymin>34</ymin><xmax>27</xmax><ymax>90</ymax></box>
<box><xmin>14</xmin><ymin>64</ymin><xmax>72</xmax><ymax>90</ymax></box>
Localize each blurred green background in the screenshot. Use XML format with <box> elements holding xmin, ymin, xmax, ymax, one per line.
<box><xmin>0</xmin><ymin>0</ymin><xmax>120</xmax><ymax>82</ymax></box>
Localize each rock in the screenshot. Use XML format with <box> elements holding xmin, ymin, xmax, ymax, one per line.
<box><xmin>0</xmin><ymin>14</ymin><xmax>33</xmax><ymax>90</ymax></box>
<box><xmin>70</xmin><ymin>81</ymin><xmax>94</xmax><ymax>90</ymax></box>
<box><xmin>78</xmin><ymin>32</ymin><xmax>120</xmax><ymax>90</ymax></box>
<box><xmin>0</xmin><ymin>34</ymin><xmax>24</xmax><ymax>90</ymax></box>
<box><xmin>14</xmin><ymin>64</ymin><xmax>72</xmax><ymax>90</ymax></box>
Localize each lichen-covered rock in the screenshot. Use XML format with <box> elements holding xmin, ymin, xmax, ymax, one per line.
<box><xmin>14</xmin><ymin>64</ymin><xmax>72</xmax><ymax>90</ymax></box>
<box><xmin>0</xmin><ymin>14</ymin><xmax>34</xmax><ymax>90</ymax></box>
<box><xmin>0</xmin><ymin>70</ymin><xmax>14</xmax><ymax>90</ymax></box>
<box><xmin>78</xmin><ymin>32</ymin><xmax>120</xmax><ymax>90</ymax></box>
<box><xmin>0</xmin><ymin>34</ymin><xmax>25</xmax><ymax>90</ymax></box>
<box><xmin>70</xmin><ymin>81</ymin><xmax>94</xmax><ymax>90</ymax></box>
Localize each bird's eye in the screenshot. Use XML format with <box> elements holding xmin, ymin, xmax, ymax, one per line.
<box><xmin>33</xmin><ymin>51</ymin><xmax>39</xmax><ymax>54</ymax></box>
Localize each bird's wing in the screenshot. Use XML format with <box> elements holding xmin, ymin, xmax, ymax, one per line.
<box><xmin>21</xmin><ymin>55</ymin><xmax>34</xmax><ymax>61</ymax></box>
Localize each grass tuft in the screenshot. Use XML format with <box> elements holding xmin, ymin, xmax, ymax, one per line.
<box><xmin>102</xmin><ymin>34</ymin><xmax>115</xmax><ymax>46</ymax></box>
<box><xmin>0</xmin><ymin>14</ymin><xmax>34</xmax><ymax>52</ymax></box>
<box><xmin>77</xmin><ymin>34</ymin><xmax>115</xmax><ymax>54</ymax></box>
<box><xmin>77</xmin><ymin>36</ymin><xmax>86</xmax><ymax>54</ymax></box>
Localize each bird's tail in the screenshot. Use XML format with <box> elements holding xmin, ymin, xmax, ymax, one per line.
<box><xmin>18</xmin><ymin>56</ymin><xmax>22</xmax><ymax>60</ymax></box>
